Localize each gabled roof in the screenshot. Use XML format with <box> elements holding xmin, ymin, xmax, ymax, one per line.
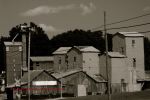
<box><xmin>86</xmin><ymin>73</ymin><xmax>107</xmax><ymax>83</ymax></box>
<box><xmin>114</xmin><ymin>32</ymin><xmax>144</xmax><ymax>37</ymax></box>
<box><xmin>108</xmin><ymin>52</ymin><xmax>126</xmax><ymax>58</ymax></box>
<box><xmin>30</xmin><ymin>56</ymin><xmax>54</xmax><ymax>62</ymax></box>
<box><xmin>20</xmin><ymin>70</ymin><xmax>56</xmax><ymax>85</ymax></box>
<box><xmin>52</xmin><ymin>69</ymin><xmax>81</xmax><ymax>79</ymax></box>
<box><xmin>52</xmin><ymin>47</ymin><xmax>72</xmax><ymax>55</ymax></box>
<box><xmin>52</xmin><ymin>69</ymin><xmax>106</xmax><ymax>83</ymax></box>
<box><xmin>53</xmin><ymin>46</ymin><xmax>100</xmax><ymax>55</ymax></box>
<box><xmin>74</xmin><ymin>46</ymin><xmax>100</xmax><ymax>53</ymax></box>
<box><xmin>4</xmin><ymin>42</ymin><xmax>22</xmax><ymax>46</ymax></box>
<box><xmin>21</xmin><ymin>70</ymin><xmax>43</xmax><ymax>83</ymax></box>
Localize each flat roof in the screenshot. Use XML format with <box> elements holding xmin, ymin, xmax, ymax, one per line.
<box><xmin>52</xmin><ymin>47</ymin><xmax>72</xmax><ymax>54</ymax></box>
<box><xmin>116</xmin><ymin>32</ymin><xmax>144</xmax><ymax>37</ymax></box>
<box><xmin>108</xmin><ymin>52</ymin><xmax>126</xmax><ymax>58</ymax></box>
<box><xmin>30</xmin><ymin>56</ymin><xmax>54</xmax><ymax>62</ymax></box>
<box><xmin>4</xmin><ymin>42</ymin><xmax>22</xmax><ymax>46</ymax></box>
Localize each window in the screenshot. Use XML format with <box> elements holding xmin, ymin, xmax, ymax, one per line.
<box><xmin>59</xmin><ymin>57</ymin><xmax>61</xmax><ymax>64</ymax></box>
<box><xmin>65</xmin><ymin>55</ymin><xmax>68</xmax><ymax>64</ymax></box>
<box><xmin>74</xmin><ymin>57</ymin><xmax>76</xmax><ymax>62</ymax></box>
<box><xmin>36</xmin><ymin>62</ymin><xmax>39</xmax><ymax>66</ymax></box>
<box><xmin>30</xmin><ymin>66</ymin><xmax>33</xmax><ymax>70</ymax></box>
<box><xmin>19</xmin><ymin>46</ymin><xmax>22</xmax><ymax>51</ymax></box>
<box><xmin>132</xmin><ymin>40</ymin><xmax>135</xmax><ymax>47</ymax></box>
<box><xmin>133</xmin><ymin>58</ymin><xmax>136</xmax><ymax>67</ymax></box>
<box><xmin>121</xmin><ymin>47</ymin><xmax>124</xmax><ymax>54</ymax></box>
<box><xmin>6</xmin><ymin>47</ymin><xmax>9</xmax><ymax>51</ymax></box>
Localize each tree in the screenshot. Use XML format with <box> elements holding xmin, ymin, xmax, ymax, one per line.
<box><xmin>8</xmin><ymin>22</ymin><xmax>51</xmax><ymax>56</ymax></box>
<box><xmin>49</xmin><ymin>29</ymin><xmax>110</xmax><ymax>53</ymax></box>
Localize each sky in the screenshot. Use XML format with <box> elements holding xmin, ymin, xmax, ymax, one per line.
<box><xmin>0</xmin><ymin>0</ymin><xmax>150</xmax><ymax>39</ymax></box>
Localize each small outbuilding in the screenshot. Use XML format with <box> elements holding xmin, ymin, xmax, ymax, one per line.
<box><xmin>20</xmin><ymin>70</ymin><xmax>60</xmax><ymax>97</ymax></box>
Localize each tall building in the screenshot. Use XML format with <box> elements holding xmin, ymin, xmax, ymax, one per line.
<box><xmin>4</xmin><ymin>42</ymin><xmax>23</xmax><ymax>86</ymax></box>
<box><xmin>112</xmin><ymin>32</ymin><xmax>145</xmax><ymax>91</ymax></box>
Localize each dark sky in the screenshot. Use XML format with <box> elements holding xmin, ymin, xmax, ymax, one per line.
<box><xmin>0</xmin><ymin>0</ymin><xmax>150</xmax><ymax>38</ymax></box>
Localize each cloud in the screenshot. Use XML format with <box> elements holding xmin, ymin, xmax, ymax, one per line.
<box><xmin>80</xmin><ymin>2</ymin><xmax>96</xmax><ymax>15</ymax></box>
<box><xmin>21</xmin><ymin>4</ymin><xmax>75</xmax><ymax>17</ymax></box>
<box><xmin>143</xmin><ymin>6</ymin><xmax>150</xmax><ymax>11</ymax></box>
<box><xmin>39</xmin><ymin>24</ymin><xmax>58</xmax><ymax>32</ymax></box>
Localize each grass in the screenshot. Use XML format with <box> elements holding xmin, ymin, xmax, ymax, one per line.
<box><xmin>61</xmin><ymin>90</ymin><xmax>150</xmax><ymax>100</ymax></box>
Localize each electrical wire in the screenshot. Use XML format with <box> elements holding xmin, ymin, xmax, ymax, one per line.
<box><xmin>100</xmin><ymin>22</ymin><xmax>150</xmax><ymax>31</ymax></box>
<box><xmin>91</xmin><ymin>12</ymin><xmax>150</xmax><ymax>31</ymax></box>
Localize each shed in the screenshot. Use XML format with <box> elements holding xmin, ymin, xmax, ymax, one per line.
<box><xmin>52</xmin><ymin>69</ymin><xmax>106</xmax><ymax>96</ymax></box>
<box><xmin>20</xmin><ymin>70</ymin><xmax>60</xmax><ymax>96</ymax></box>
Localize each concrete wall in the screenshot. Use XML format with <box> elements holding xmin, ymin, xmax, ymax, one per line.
<box><xmin>82</xmin><ymin>52</ymin><xmax>100</xmax><ymax>75</ymax></box>
<box><xmin>111</xmin><ymin>58</ymin><xmax>127</xmax><ymax>83</ymax></box>
<box><xmin>125</xmin><ymin>37</ymin><xmax>145</xmax><ymax>80</ymax></box>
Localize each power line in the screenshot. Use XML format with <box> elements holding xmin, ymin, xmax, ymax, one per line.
<box><xmin>101</xmin><ymin>22</ymin><xmax>150</xmax><ymax>31</ymax></box>
<box><xmin>91</xmin><ymin>12</ymin><xmax>150</xmax><ymax>31</ymax></box>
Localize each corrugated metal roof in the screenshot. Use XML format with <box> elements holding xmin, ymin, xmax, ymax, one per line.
<box><xmin>108</xmin><ymin>52</ymin><xmax>126</xmax><ymax>58</ymax></box>
<box><xmin>52</xmin><ymin>47</ymin><xmax>72</xmax><ymax>54</ymax></box>
<box><xmin>30</xmin><ymin>56</ymin><xmax>54</xmax><ymax>62</ymax></box>
<box><xmin>86</xmin><ymin>73</ymin><xmax>107</xmax><ymax>83</ymax></box>
<box><xmin>74</xmin><ymin>46</ymin><xmax>100</xmax><ymax>53</ymax></box>
<box><xmin>117</xmin><ymin>32</ymin><xmax>144</xmax><ymax>37</ymax></box>
<box><xmin>4</xmin><ymin>42</ymin><xmax>22</xmax><ymax>46</ymax></box>
<box><xmin>52</xmin><ymin>69</ymin><xmax>106</xmax><ymax>83</ymax></box>
<box><xmin>52</xmin><ymin>69</ymin><xmax>81</xmax><ymax>79</ymax></box>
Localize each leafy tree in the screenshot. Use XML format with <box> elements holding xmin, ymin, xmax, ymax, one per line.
<box><xmin>49</xmin><ymin>29</ymin><xmax>110</xmax><ymax>53</ymax></box>
<box><xmin>8</xmin><ymin>22</ymin><xmax>51</xmax><ymax>56</ymax></box>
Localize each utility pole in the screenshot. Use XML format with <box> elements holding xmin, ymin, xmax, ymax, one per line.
<box><xmin>104</xmin><ymin>11</ymin><xmax>111</xmax><ymax>100</ymax></box>
<box><xmin>28</xmin><ymin>27</ymin><xmax>31</xmax><ymax>100</ymax></box>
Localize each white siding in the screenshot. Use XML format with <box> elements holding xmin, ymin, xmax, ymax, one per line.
<box><xmin>125</xmin><ymin>37</ymin><xmax>145</xmax><ymax>79</ymax></box>
<box><xmin>82</xmin><ymin>53</ymin><xmax>100</xmax><ymax>75</ymax></box>
<box><xmin>111</xmin><ymin>58</ymin><xmax>127</xmax><ymax>83</ymax></box>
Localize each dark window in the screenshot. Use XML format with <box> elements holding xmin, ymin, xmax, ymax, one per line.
<box><xmin>65</xmin><ymin>55</ymin><xmax>68</xmax><ymax>64</ymax></box>
<box><xmin>36</xmin><ymin>62</ymin><xmax>39</xmax><ymax>66</ymax></box>
<box><xmin>59</xmin><ymin>57</ymin><xmax>61</xmax><ymax>64</ymax></box>
<box><xmin>133</xmin><ymin>58</ymin><xmax>136</xmax><ymax>67</ymax></box>
<box><xmin>121</xmin><ymin>47</ymin><xmax>124</xmax><ymax>54</ymax></box>
<box><xmin>74</xmin><ymin>57</ymin><xmax>76</xmax><ymax>62</ymax></box>
<box><xmin>132</xmin><ymin>40</ymin><xmax>135</xmax><ymax>47</ymax></box>
<box><xmin>30</xmin><ymin>66</ymin><xmax>33</xmax><ymax>70</ymax></box>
